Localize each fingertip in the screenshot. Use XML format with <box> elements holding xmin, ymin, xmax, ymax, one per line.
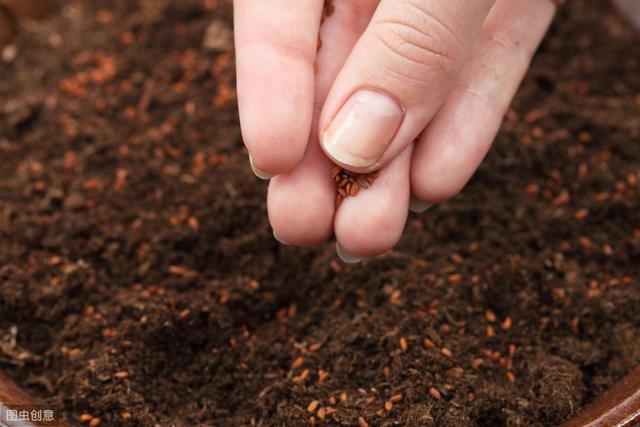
<box><xmin>240</xmin><ymin>114</ymin><xmax>308</xmax><ymax>176</ymax></box>
<box><xmin>267</xmin><ymin>175</ymin><xmax>334</xmax><ymax>247</ymax></box>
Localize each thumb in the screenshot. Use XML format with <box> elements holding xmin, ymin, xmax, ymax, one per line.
<box><xmin>319</xmin><ymin>0</ymin><xmax>494</xmax><ymax>172</ymax></box>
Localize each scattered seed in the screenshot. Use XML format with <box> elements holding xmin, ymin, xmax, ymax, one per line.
<box><xmin>318</xmin><ymin>369</ymin><xmax>329</xmax><ymax>382</ymax></box>
<box><xmin>399</xmin><ymin>337</ymin><xmax>408</xmax><ymax>352</ymax></box>
<box><xmin>80</xmin><ymin>414</ymin><xmax>93</xmax><ymax>422</ymax></box>
<box><xmin>114</xmin><ymin>371</ymin><xmax>129</xmax><ymax>379</ymax></box>
<box><xmin>574</xmin><ymin>208</ymin><xmax>589</xmax><ymax>220</ymax></box>
<box><xmin>291</xmin><ymin>356</ymin><xmax>304</xmax><ymax>369</ymax></box>
<box><xmin>390</xmin><ymin>393</ymin><xmax>403</xmax><ymax>403</ymax></box>
<box><xmin>506</xmin><ymin>371</ymin><xmax>516</xmax><ymax>382</ymax></box>
<box><xmin>485</xmin><ymin>310</ymin><xmax>497</xmax><ymax>323</ymax></box>
<box><xmin>429</xmin><ymin>387</ymin><xmax>441</xmax><ymax>400</ymax></box>
<box><xmin>501</xmin><ymin>317</ymin><xmax>512</xmax><ymax>330</ymax></box>
<box><xmin>486</xmin><ymin>326</ymin><xmax>495</xmax><ymax>338</ymax></box>
<box><xmin>307</xmin><ymin>400</ymin><xmax>319</xmax><ymax>413</ymax></box>
<box><xmin>89</xmin><ymin>419</ymin><xmax>101</xmax><ymax>427</ymax></box>
<box><xmin>358</xmin><ymin>416</ymin><xmax>369</xmax><ymax>427</ymax></box>
<box><xmin>423</xmin><ymin>338</ymin><xmax>436</xmax><ymax>350</ymax></box>
<box><xmin>471</xmin><ymin>358</ymin><xmax>485</xmax><ymax>368</ymax></box>
<box><xmin>384</xmin><ymin>401</ymin><xmax>393</xmax><ymax>411</ymax></box>
<box><xmin>328</xmin><ymin>396</ymin><xmax>337</xmax><ymax>405</ymax></box>
<box><xmin>317</xmin><ymin>407</ymin><xmax>326</xmax><ymax>420</ymax></box>
<box><xmin>441</xmin><ymin>348</ymin><xmax>453</xmax><ymax>358</ymax></box>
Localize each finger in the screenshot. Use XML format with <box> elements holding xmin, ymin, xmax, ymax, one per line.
<box><xmin>318</xmin><ymin>0</ymin><xmax>495</xmax><ymax>173</ymax></box>
<box><xmin>268</xmin><ymin>1</ymin><xmax>381</xmax><ymax>246</ymax></box>
<box><xmin>234</xmin><ymin>0</ymin><xmax>323</xmax><ymax>177</ymax></box>
<box><xmin>411</xmin><ymin>0</ymin><xmax>556</xmax><ymax>204</ymax></box>
<box><xmin>334</xmin><ymin>144</ymin><xmax>413</xmax><ymax>261</ymax></box>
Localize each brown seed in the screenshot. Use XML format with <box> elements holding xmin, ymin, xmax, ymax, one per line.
<box><xmin>390</xmin><ymin>393</ymin><xmax>403</xmax><ymax>403</ymax></box>
<box><xmin>574</xmin><ymin>208</ymin><xmax>589</xmax><ymax>220</ymax></box>
<box><xmin>80</xmin><ymin>414</ymin><xmax>93</xmax><ymax>422</ymax></box>
<box><xmin>506</xmin><ymin>371</ymin><xmax>516</xmax><ymax>382</ymax></box>
<box><xmin>399</xmin><ymin>337</ymin><xmax>408</xmax><ymax>352</ymax></box>
<box><xmin>448</xmin><ymin>273</ymin><xmax>462</xmax><ymax>284</ymax></box>
<box><xmin>318</xmin><ymin>369</ymin><xmax>329</xmax><ymax>382</ymax></box>
<box><xmin>384</xmin><ymin>401</ymin><xmax>393</xmax><ymax>411</ymax></box>
<box><xmin>423</xmin><ymin>338</ymin><xmax>436</xmax><ymax>350</ymax></box>
<box><xmin>485</xmin><ymin>310</ymin><xmax>497</xmax><ymax>323</ymax></box>
<box><xmin>349</xmin><ymin>183</ymin><xmax>359</xmax><ymax>196</ymax></box>
<box><xmin>501</xmin><ymin>317</ymin><xmax>512</xmax><ymax>330</ymax></box>
<box><xmin>429</xmin><ymin>387</ymin><xmax>441</xmax><ymax>400</ymax></box>
<box><xmin>328</xmin><ymin>396</ymin><xmax>337</xmax><ymax>405</ymax></box>
<box><xmin>317</xmin><ymin>407</ymin><xmax>326</xmax><ymax>420</ymax></box>
<box><xmin>340</xmin><ymin>391</ymin><xmax>348</xmax><ymax>402</ymax></box>
<box><xmin>291</xmin><ymin>356</ymin><xmax>304</xmax><ymax>369</ymax></box>
<box><xmin>441</xmin><ymin>348</ymin><xmax>453</xmax><ymax>358</ymax></box>
<box><xmin>89</xmin><ymin>419</ymin><xmax>101</xmax><ymax>427</ymax></box>
<box><xmin>508</xmin><ymin>344</ymin><xmax>517</xmax><ymax>357</ymax></box>
<box><xmin>114</xmin><ymin>371</ymin><xmax>129</xmax><ymax>379</ymax></box>
<box><xmin>358</xmin><ymin>416</ymin><xmax>369</xmax><ymax>427</ymax></box>
<box><xmin>307</xmin><ymin>400</ymin><xmax>319</xmax><ymax>413</ymax></box>
<box><xmin>471</xmin><ymin>358</ymin><xmax>485</xmax><ymax>368</ymax></box>
<box><xmin>447</xmin><ymin>367</ymin><xmax>464</xmax><ymax>378</ymax></box>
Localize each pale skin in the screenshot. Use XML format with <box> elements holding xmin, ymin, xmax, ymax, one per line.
<box><xmin>235</xmin><ymin>0</ymin><xmax>560</xmax><ymax>262</ymax></box>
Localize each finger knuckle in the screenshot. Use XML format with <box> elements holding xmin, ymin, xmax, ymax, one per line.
<box><xmin>373</xmin><ymin>5</ymin><xmax>463</xmax><ymax>75</ymax></box>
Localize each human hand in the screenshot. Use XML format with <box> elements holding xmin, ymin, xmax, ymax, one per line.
<box><xmin>234</xmin><ymin>0</ymin><xmax>559</xmax><ymax>261</ymax></box>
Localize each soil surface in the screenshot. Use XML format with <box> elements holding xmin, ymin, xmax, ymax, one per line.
<box><xmin>1</xmin><ymin>1</ymin><xmax>639</xmax><ymax>426</ymax></box>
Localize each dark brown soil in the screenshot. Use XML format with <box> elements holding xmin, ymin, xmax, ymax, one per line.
<box><xmin>1</xmin><ymin>1</ymin><xmax>639</xmax><ymax>426</ymax></box>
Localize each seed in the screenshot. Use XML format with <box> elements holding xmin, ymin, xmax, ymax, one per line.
<box><xmin>390</xmin><ymin>393</ymin><xmax>403</xmax><ymax>403</ymax></box>
<box><xmin>80</xmin><ymin>414</ymin><xmax>92</xmax><ymax>422</ymax></box>
<box><xmin>340</xmin><ymin>392</ymin><xmax>348</xmax><ymax>402</ymax></box>
<box><xmin>307</xmin><ymin>400</ymin><xmax>319</xmax><ymax>413</ymax></box>
<box><xmin>501</xmin><ymin>317</ymin><xmax>512</xmax><ymax>330</ymax></box>
<box><xmin>429</xmin><ymin>387</ymin><xmax>441</xmax><ymax>400</ymax></box>
<box><xmin>441</xmin><ymin>348</ymin><xmax>453</xmax><ymax>358</ymax></box>
<box><xmin>485</xmin><ymin>310</ymin><xmax>497</xmax><ymax>322</ymax></box>
<box><xmin>89</xmin><ymin>419</ymin><xmax>101</xmax><ymax>427</ymax></box>
<box><xmin>400</xmin><ymin>337</ymin><xmax>408</xmax><ymax>352</ymax></box>
<box><xmin>486</xmin><ymin>326</ymin><xmax>495</xmax><ymax>338</ymax></box>
<box><xmin>423</xmin><ymin>338</ymin><xmax>436</xmax><ymax>350</ymax></box>
<box><xmin>291</xmin><ymin>357</ymin><xmax>304</xmax><ymax>369</ymax></box>
<box><xmin>506</xmin><ymin>371</ymin><xmax>516</xmax><ymax>382</ymax></box>
<box><xmin>318</xmin><ymin>370</ymin><xmax>329</xmax><ymax>382</ymax></box>
<box><xmin>471</xmin><ymin>358</ymin><xmax>485</xmax><ymax>368</ymax></box>
<box><xmin>358</xmin><ymin>417</ymin><xmax>369</xmax><ymax>427</ymax></box>
<box><xmin>327</xmin><ymin>396</ymin><xmax>337</xmax><ymax>405</ymax></box>
<box><xmin>317</xmin><ymin>407</ymin><xmax>326</xmax><ymax>420</ymax></box>
<box><xmin>574</xmin><ymin>209</ymin><xmax>589</xmax><ymax>220</ymax></box>
<box><xmin>114</xmin><ymin>371</ymin><xmax>129</xmax><ymax>379</ymax></box>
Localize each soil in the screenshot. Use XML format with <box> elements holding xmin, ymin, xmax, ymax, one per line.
<box><xmin>0</xmin><ymin>0</ymin><xmax>639</xmax><ymax>426</ymax></box>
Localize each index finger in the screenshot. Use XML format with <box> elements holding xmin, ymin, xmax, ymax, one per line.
<box><xmin>234</xmin><ymin>0</ymin><xmax>324</xmax><ymax>177</ymax></box>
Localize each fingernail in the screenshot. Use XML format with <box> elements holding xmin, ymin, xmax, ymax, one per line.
<box><xmin>273</xmin><ymin>231</ymin><xmax>289</xmax><ymax>245</ymax></box>
<box><xmin>249</xmin><ymin>155</ymin><xmax>274</xmax><ymax>180</ymax></box>
<box><xmin>409</xmin><ymin>197</ymin><xmax>432</xmax><ymax>213</ymax></box>
<box><xmin>322</xmin><ymin>90</ymin><xmax>404</xmax><ymax>168</ymax></box>
<box><xmin>336</xmin><ymin>242</ymin><xmax>364</xmax><ymax>264</ymax></box>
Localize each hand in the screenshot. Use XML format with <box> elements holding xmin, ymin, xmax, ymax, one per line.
<box><xmin>234</xmin><ymin>0</ymin><xmax>558</xmax><ymax>261</ymax></box>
